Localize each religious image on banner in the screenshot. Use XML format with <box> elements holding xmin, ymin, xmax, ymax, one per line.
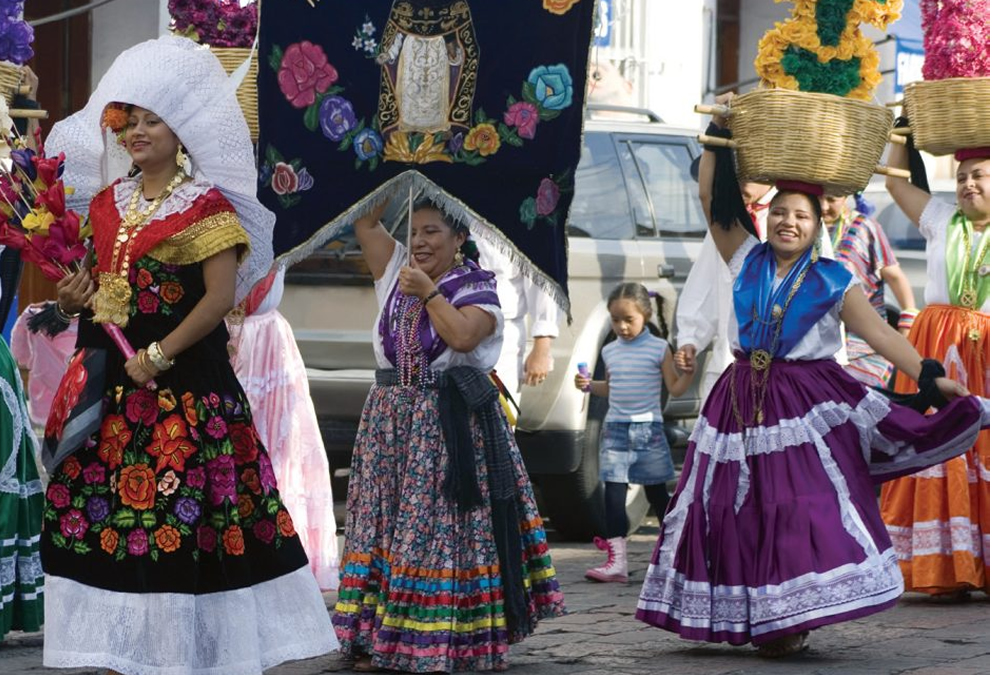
<box><xmin>257</xmin><ymin>0</ymin><xmax>597</xmax><ymax>309</ymax></box>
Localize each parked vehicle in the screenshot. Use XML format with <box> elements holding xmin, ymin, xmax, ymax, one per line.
<box><xmin>279</xmin><ymin>106</ymin><xmax>711</xmax><ymax>540</ymax></box>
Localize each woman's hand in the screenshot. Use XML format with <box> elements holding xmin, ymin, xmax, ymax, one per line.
<box><xmin>935</xmin><ymin>377</ymin><xmax>970</xmax><ymax>402</ymax></box>
<box><xmin>125</xmin><ymin>350</ymin><xmax>158</xmax><ymax>389</ymax></box>
<box><xmin>398</xmin><ymin>256</ymin><xmax>437</xmax><ymax>299</ymax></box>
<box><xmin>674</xmin><ymin>344</ymin><xmax>697</xmax><ymax>374</ymax></box>
<box><xmin>56</xmin><ymin>268</ymin><xmax>95</xmax><ymax>314</ymax></box>
<box><xmin>713</xmin><ymin>91</ymin><xmax>735</xmax><ymax>127</ymax></box>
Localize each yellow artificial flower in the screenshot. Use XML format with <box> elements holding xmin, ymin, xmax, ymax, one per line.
<box><xmin>22</xmin><ymin>208</ymin><xmax>55</xmax><ymax>234</ymax></box>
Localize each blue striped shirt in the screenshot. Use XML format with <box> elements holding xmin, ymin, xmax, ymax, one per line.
<box><xmin>601</xmin><ymin>328</ymin><xmax>667</xmax><ymax>422</ymax></box>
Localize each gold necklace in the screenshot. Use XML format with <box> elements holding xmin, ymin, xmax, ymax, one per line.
<box><xmin>92</xmin><ymin>169</ymin><xmax>186</xmax><ymax>327</ymax></box>
<box><xmin>731</xmin><ymin>249</ymin><xmax>815</xmax><ymax>428</ymax></box>
<box><xmin>958</xmin><ymin>218</ymin><xmax>990</xmax><ymax>310</ymax></box>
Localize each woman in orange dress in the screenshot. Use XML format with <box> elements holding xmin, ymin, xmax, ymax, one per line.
<box><xmin>880</xmin><ymin>143</ymin><xmax>990</xmax><ymax>598</ymax></box>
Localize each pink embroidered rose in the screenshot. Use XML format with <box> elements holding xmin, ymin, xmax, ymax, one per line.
<box><xmin>125</xmin><ymin>389</ymin><xmax>158</xmax><ymax>427</ymax></box>
<box><xmin>186</xmin><ymin>466</ymin><xmax>206</xmax><ymax>489</ymax></box>
<box><xmin>82</xmin><ymin>462</ymin><xmax>106</xmax><ymax>485</ymax></box>
<box><xmin>206</xmin><ymin>454</ymin><xmax>237</xmax><ymax>506</ymax></box>
<box><xmin>197</xmin><ymin>524</ymin><xmax>217</xmax><ymax>552</ymax></box>
<box><xmin>270</xmin><ymin>162</ymin><xmax>298</xmax><ymax>195</ymax></box>
<box><xmin>258</xmin><ymin>454</ymin><xmax>278</xmax><ymax>494</ymax></box>
<box><xmin>277</xmin><ymin>41</ymin><xmax>338</xmax><ymax>108</ymax></box>
<box><xmin>59</xmin><ymin>509</ymin><xmax>89</xmax><ymax>540</ymax></box>
<box><xmin>535</xmin><ymin>178</ymin><xmax>561</xmax><ymax>216</ymax></box>
<box><xmin>253</xmin><ymin>519</ymin><xmax>276</xmax><ymax>545</ymax></box>
<box><xmin>504</xmin><ymin>101</ymin><xmax>539</xmax><ymax>140</ymax></box>
<box><xmin>137</xmin><ymin>290</ymin><xmax>160</xmax><ymax>314</ymax></box>
<box><xmin>205</xmin><ymin>415</ymin><xmax>228</xmax><ymax>440</ymax></box>
<box><xmin>127</xmin><ymin>528</ymin><xmax>149</xmax><ymax>556</ymax></box>
<box><xmin>47</xmin><ymin>483</ymin><xmax>71</xmax><ymax>509</ymax></box>
<box><xmin>157</xmin><ymin>470</ymin><xmax>181</xmax><ymax>496</ymax></box>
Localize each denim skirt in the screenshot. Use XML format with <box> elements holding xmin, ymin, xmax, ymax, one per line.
<box><xmin>599</xmin><ymin>420</ymin><xmax>675</xmax><ymax>485</ymax></box>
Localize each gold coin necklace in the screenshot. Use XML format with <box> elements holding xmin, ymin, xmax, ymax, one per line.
<box><xmin>93</xmin><ymin>169</ymin><xmax>186</xmax><ymax>327</ymax></box>
<box><xmin>958</xmin><ymin>218</ymin><xmax>990</xmax><ymax>311</ymax></box>
<box><xmin>731</xmin><ymin>249</ymin><xmax>815</xmax><ymax>428</ymax></box>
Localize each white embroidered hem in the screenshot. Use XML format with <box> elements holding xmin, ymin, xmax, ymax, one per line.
<box><xmin>43</xmin><ymin>565</ymin><xmax>338</xmax><ymax>675</ymax></box>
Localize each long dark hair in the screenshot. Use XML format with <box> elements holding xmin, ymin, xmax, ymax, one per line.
<box><xmin>411</xmin><ymin>198</ymin><xmax>480</xmax><ymax>263</ymax></box>
<box><xmin>607</xmin><ymin>282</ymin><xmax>668</xmax><ymax>339</ymax></box>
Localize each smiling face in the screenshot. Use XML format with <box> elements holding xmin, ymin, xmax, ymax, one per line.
<box><xmin>956</xmin><ymin>158</ymin><xmax>990</xmax><ymax>221</ymax></box>
<box><xmin>410</xmin><ymin>207</ymin><xmax>465</xmax><ymax>280</ymax></box>
<box><xmin>766</xmin><ymin>192</ymin><xmax>821</xmax><ymax>260</ymax></box>
<box><xmin>608</xmin><ymin>298</ymin><xmax>648</xmax><ymax>341</ymax></box>
<box><xmin>124</xmin><ymin>106</ymin><xmax>180</xmax><ymax>173</ymax></box>
<box><xmin>820</xmin><ymin>195</ymin><xmax>848</xmax><ymax>225</ymax></box>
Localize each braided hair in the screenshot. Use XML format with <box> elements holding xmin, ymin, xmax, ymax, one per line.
<box><xmin>607</xmin><ymin>282</ymin><xmax>669</xmax><ymax>339</ymax></box>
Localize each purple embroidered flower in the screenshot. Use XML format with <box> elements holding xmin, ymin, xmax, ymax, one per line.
<box><xmin>504</xmin><ymin>101</ymin><xmax>540</xmax><ymax>139</ymax></box>
<box><xmin>127</xmin><ymin>528</ymin><xmax>149</xmax><ymax>556</ymax></box>
<box><xmin>253</xmin><ymin>519</ymin><xmax>276</xmax><ymax>544</ymax></box>
<box><xmin>206</xmin><ymin>454</ymin><xmax>237</xmax><ymax>506</ymax></box>
<box><xmin>296</xmin><ymin>167</ymin><xmax>315</xmax><ymax>191</ymax></box>
<box><xmin>448</xmin><ymin>133</ymin><xmax>465</xmax><ymax>155</ymax></box>
<box><xmin>535</xmin><ymin>178</ymin><xmax>561</xmax><ymax>216</ymax></box>
<box><xmin>59</xmin><ymin>509</ymin><xmax>89</xmax><ymax>540</ymax></box>
<box><xmin>319</xmin><ymin>96</ymin><xmax>358</xmax><ymax>142</ymax></box>
<box><xmin>205</xmin><ymin>415</ymin><xmax>228</xmax><ymax>440</ymax></box>
<box><xmin>259</xmin><ymin>162</ymin><xmax>273</xmax><ymax>186</ymax></box>
<box><xmin>82</xmin><ymin>462</ymin><xmax>106</xmax><ymax>485</ymax></box>
<box><xmin>186</xmin><ymin>466</ymin><xmax>206</xmax><ymax>489</ymax></box>
<box><xmin>174</xmin><ymin>497</ymin><xmax>202</xmax><ymax>525</ymax></box>
<box><xmin>258</xmin><ymin>454</ymin><xmax>278</xmax><ymax>494</ymax></box>
<box><xmin>85</xmin><ymin>496</ymin><xmax>111</xmax><ymax>523</ymax></box>
<box><xmin>353</xmin><ymin>128</ymin><xmax>384</xmax><ymax>161</ymax></box>
<box><xmin>197</xmin><ymin>524</ymin><xmax>216</xmax><ymax>552</ymax></box>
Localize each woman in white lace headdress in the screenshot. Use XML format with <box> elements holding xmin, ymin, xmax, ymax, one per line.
<box><xmin>40</xmin><ymin>36</ymin><xmax>337</xmax><ymax>674</ymax></box>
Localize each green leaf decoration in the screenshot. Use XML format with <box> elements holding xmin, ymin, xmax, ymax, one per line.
<box><xmin>475</xmin><ymin>108</ymin><xmax>487</xmax><ymax>125</ymax></box>
<box><xmin>266</xmin><ymin>498</ymin><xmax>281</xmax><ymax>516</ymax></box>
<box><xmin>368</xmin><ymin>157</ymin><xmax>378</xmax><ymax>172</ymax></box>
<box><xmin>115</xmin><ymin>550</ymin><xmax>126</xmax><ymax>562</ymax></box>
<box><xmin>112</xmin><ymin>509</ymin><xmax>137</xmax><ymax>528</ymax></box>
<box><xmin>73</xmin><ymin>541</ymin><xmax>92</xmax><ymax>555</ymax></box>
<box><xmin>522</xmin><ymin>81</ymin><xmax>538</xmax><ymax>105</ymax></box>
<box><xmin>150</xmin><ymin>549</ymin><xmax>160</xmax><ymax>562</ymax></box>
<box><xmin>51</xmin><ymin>533</ymin><xmax>68</xmax><ymax>549</ymax></box>
<box><xmin>339</xmin><ymin>136</ymin><xmax>353</xmax><ymax>152</ymax></box>
<box><xmin>141</xmin><ymin>511</ymin><xmax>157</xmax><ymax>528</ymax></box>
<box><xmin>269</xmin><ymin>45</ymin><xmax>283</xmax><ymax>72</ymax></box>
<box><xmin>507</xmin><ymin>94</ymin><xmax>517</xmax><ymax>108</ymax></box>
<box><xmin>304</xmin><ymin>101</ymin><xmax>321</xmax><ymax>132</ymax></box>
<box><xmin>537</xmin><ymin>106</ymin><xmax>561</xmax><ymax>122</ymax></box>
<box><xmin>71</xmin><ymin>495</ymin><xmax>85</xmax><ymax>509</ymax></box>
<box><xmin>265</xmin><ymin>144</ymin><xmax>283</xmax><ymax>166</ymax></box>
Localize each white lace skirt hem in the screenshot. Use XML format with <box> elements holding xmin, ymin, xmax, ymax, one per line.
<box><xmin>43</xmin><ymin>565</ymin><xmax>338</xmax><ymax>675</ymax></box>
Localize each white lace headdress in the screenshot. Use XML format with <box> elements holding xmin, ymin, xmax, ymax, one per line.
<box><xmin>45</xmin><ymin>35</ymin><xmax>273</xmax><ymax>302</ymax></box>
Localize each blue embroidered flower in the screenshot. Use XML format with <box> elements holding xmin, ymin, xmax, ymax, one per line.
<box><xmin>296</xmin><ymin>167</ymin><xmax>315</xmax><ymax>191</ymax></box>
<box><xmin>527</xmin><ymin>64</ymin><xmax>574</xmax><ymax>111</ymax></box>
<box><xmin>319</xmin><ymin>96</ymin><xmax>358</xmax><ymax>142</ymax></box>
<box><xmin>85</xmin><ymin>496</ymin><xmax>110</xmax><ymax>523</ymax></box>
<box><xmin>174</xmin><ymin>497</ymin><xmax>202</xmax><ymax>525</ymax></box>
<box><xmin>258</xmin><ymin>163</ymin><xmax>273</xmax><ymax>186</ymax></box>
<box><xmin>353</xmin><ymin>128</ymin><xmax>384</xmax><ymax>161</ymax></box>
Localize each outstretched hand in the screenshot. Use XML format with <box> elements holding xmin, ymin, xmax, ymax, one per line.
<box><xmin>935</xmin><ymin>377</ymin><xmax>970</xmax><ymax>402</ymax></box>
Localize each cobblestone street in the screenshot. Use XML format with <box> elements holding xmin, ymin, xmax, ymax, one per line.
<box><xmin>2</xmin><ymin>521</ymin><xmax>990</xmax><ymax>675</ymax></box>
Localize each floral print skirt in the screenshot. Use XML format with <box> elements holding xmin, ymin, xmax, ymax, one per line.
<box><xmin>40</xmin><ymin>351</ymin><xmax>337</xmax><ymax>674</ymax></box>
<box><xmin>333</xmin><ymin>383</ymin><xmax>566</xmax><ymax>673</ymax></box>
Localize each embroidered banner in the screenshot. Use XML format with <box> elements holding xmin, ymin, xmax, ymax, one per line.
<box><xmin>257</xmin><ymin>0</ymin><xmax>597</xmax><ymax>307</ymax></box>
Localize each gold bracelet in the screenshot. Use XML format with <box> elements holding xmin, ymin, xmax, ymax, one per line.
<box><xmin>54</xmin><ymin>303</ymin><xmax>81</xmax><ymax>323</ymax></box>
<box><xmin>147</xmin><ymin>341</ymin><xmax>175</xmax><ymax>371</ymax></box>
<box><xmin>136</xmin><ymin>350</ymin><xmax>159</xmax><ymax>377</ymax></box>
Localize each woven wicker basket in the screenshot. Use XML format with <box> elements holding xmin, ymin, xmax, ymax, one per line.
<box><xmin>903</xmin><ymin>77</ymin><xmax>990</xmax><ymax>156</ymax></box>
<box><xmin>728</xmin><ymin>89</ymin><xmax>894</xmax><ymax>195</ymax></box>
<box><xmin>210</xmin><ymin>47</ymin><xmax>258</xmax><ymax>141</ymax></box>
<box><xmin>0</xmin><ymin>62</ymin><xmax>22</xmax><ymax>105</ymax></box>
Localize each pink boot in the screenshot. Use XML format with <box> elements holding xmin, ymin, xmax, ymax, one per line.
<box><xmin>585</xmin><ymin>536</ymin><xmax>628</xmax><ymax>583</ymax></box>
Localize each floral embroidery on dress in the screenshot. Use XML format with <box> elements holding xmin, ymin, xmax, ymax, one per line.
<box><xmin>128</xmin><ymin>258</ymin><xmax>185</xmax><ymax>318</ymax></box>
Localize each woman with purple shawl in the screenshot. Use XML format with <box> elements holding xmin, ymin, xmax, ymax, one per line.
<box><xmin>332</xmin><ymin>199</ymin><xmax>565</xmax><ymax>673</ymax></box>
<box><xmin>636</xmin><ymin>103</ymin><xmax>990</xmax><ymax>658</ymax></box>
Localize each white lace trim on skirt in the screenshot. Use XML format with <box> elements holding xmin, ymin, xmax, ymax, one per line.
<box><xmin>43</xmin><ymin>565</ymin><xmax>338</xmax><ymax>675</ymax></box>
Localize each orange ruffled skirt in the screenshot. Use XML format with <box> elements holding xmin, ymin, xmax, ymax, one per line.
<box><xmin>880</xmin><ymin>305</ymin><xmax>990</xmax><ymax>594</ymax></box>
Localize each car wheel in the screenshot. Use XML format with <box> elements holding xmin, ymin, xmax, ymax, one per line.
<box><xmin>535</xmin><ymin>358</ymin><xmax>650</xmax><ymax>541</ymax></box>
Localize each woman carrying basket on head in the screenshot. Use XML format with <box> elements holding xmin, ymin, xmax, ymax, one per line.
<box><xmin>879</xmin><ymin>142</ymin><xmax>990</xmax><ymax>599</ymax></box>
<box><xmin>635</xmin><ymin>98</ymin><xmax>990</xmax><ymax>658</ymax></box>
<box><xmin>39</xmin><ymin>37</ymin><xmax>337</xmax><ymax>674</ymax></box>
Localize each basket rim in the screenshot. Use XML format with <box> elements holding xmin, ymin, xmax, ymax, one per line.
<box><xmin>904</xmin><ymin>76</ymin><xmax>990</xmax><ymax>92</ymax></box>
<box><xmin>733</xmin><ymin>87</ymin><xmax>895</xmax><ymax>114</ymax></box>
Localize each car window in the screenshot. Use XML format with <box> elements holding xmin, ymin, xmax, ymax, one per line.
<box><xmin>567</xmin><ymin>132</ymin><xmax>635</xmax><ymax>239</ymax></box>
<box><xmin>626</xmin><ymin>141</ymin><xmax>707</xmax><ymax>238</ymax></box>
<box><xmin>617</xmin><ymin>141</ymin><xmax>655</xmax><ymax>237</ymax></box>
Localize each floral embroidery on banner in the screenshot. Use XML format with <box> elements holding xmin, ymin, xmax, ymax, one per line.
<box><xmin>543</xmin><ymin>0</ymin><xmax>583</xmax><ymax>15</ymax></box>
<box><xmin>259</xmin><ymin>145</ymin><xmax>315</xmax><ymax>209</ymax></box>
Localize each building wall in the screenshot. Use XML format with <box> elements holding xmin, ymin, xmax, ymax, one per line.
<box><xmin>90</xmin><ymin>0</ymin><xmax>162</xmax><ymax>91</ymax></box>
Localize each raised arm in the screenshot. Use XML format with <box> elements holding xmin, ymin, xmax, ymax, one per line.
<box><xmin>885</xmin><ymin>142</ymin><xmax>931</xmax><ymax>228</ymax></box>
<box><xmin>354</xmin><ymin>200</ymin><xmax>398</xmax><ymax>280</ymax></box>
<box><xmin>840</xmin><ymin>286</ymin><xmax>965</xmax><ymax>399</ymax></box>
<box><xmin>701</xmin><ymin>93</ymin><xmax>749</xmax><ymax>264</ymax></box>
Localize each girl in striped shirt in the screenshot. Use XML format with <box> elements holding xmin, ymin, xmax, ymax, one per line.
<box><xmin>574</xmin><ymin>282</ymin><xmax>695</xmax><ymax>583</ymax></box>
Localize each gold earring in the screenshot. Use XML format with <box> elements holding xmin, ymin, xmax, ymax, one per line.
<box><xmin>176</xmin><ymin>146</ymin><xmax>186</xmax><ymax>170</ymax></box>
<box><xmin>454</xmin><ymin>250</ymin><xmax>463</xmax><ymax>263</ymax></box>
